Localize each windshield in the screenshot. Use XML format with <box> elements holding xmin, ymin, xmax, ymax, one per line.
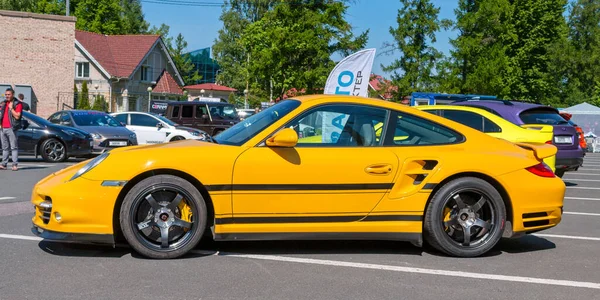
<box><xmin>519</xmin><ymin>108</ymin><xmax>569</xmax><ymax>125</ymax></box>
<box><xmin>209</xmin><ymin>104</ymin><xmax>238</xmax><ymax>120</ymax></box>
<box><xmin>154</xmin><ymin>113</ymin><xmax>178</xmax><ymax>126</ymax></box>
<box><xmin>72</xmin><ymin>111</ymin><xmax>122</xmax><ymax>127</ymax></box>
<box><xmin>214</xmin><ymin>100</ymin><xmax>301</xmax><ymax>146</ymax></box>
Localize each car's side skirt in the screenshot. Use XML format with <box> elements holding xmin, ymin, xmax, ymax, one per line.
<box><xmin>213</xmin><ymin>231</ymin><xmax>422</xmax><ymax>243</ymax></box>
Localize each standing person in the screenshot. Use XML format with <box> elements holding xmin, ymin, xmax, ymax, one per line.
<box><xmin>0</xmin><ymin>88</ymin><xmax>23</xmax><ymax>171</ymax></box>
<box><xmin>17</xmin><ymin>93</ymin><xmax>30</xmax><ymax>111</ymax></box>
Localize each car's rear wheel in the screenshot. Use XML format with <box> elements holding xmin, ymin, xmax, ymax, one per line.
<box><xmin>169</xmin><ymin>136</ymin><xmax>185</xmax><ymax>142</ymax></box>
<box><xmin>40</xmin><ymin>138</ymin><xmax>67</xmax><ymax>162</ymax></box>
<box><xmin>120</xmin><ymin>175</ymin><xmax>207</xmax><ymax>259</ymax></box>
<box><xmin>424</xmin><ymin>177</ymin><xmax>506</xmax><ymax>257</ymax></box>
<box><xmin>555</xmin><ymin>170</ymin><xmax>565</xmax><ymax>178</ymax></box>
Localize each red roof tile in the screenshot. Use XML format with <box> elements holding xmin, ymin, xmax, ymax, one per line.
<box><xmin>76</xmin><ymin>30</ymin><xmax>160</xmax><ymax>79</ymax></box>
<box><xmin>152</xmin><ymin>69</ymin><xmax>183</xmax><ymax>95</ymax></box>
<box><xmin>369</xmin><ymin>74</ymin><xmax>396</xmax><ymax>100</ymax></box>
<box><xmin>184</xmin><ymin>83</ymin><xmax>237</xmax><ymax>92</ymax></box>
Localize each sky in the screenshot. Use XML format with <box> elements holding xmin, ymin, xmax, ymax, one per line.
<box><xmin>142</xmin><ymin>0</ymin><xmax>459</xmax><ymax>78</ymax></box>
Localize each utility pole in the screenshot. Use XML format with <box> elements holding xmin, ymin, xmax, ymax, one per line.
<box><xmin>66</xmin><ymin>0</ymin><xmax>70</xmax><ymax>16</ymax></box>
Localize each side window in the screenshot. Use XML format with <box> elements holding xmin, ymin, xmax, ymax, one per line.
<box><xmin>286</xmin><ymin>104</ymin><xmax>387</xmax><ymax>147</ymax></box>
<box><xmin>483</xmin><ymin>118</ymin><xmax>502</xmax><ymax>133</ymax></box>
<box><xmin>442</xmin><ymin>110</ymin><xmax>484</xmax><ymax>131</ymax></box>
<box><xmin>171</xmin><ymin>106</ymin><xmax>180</xmax><ymax>118</ymax></box>
<box><xmin>48</xmin><ymin>113</ymin><xmax>60</xmax><ymax>124</ymax></box>
<box><xmin>113</xmin><ymin>114</ymin><xmax>128</xmax><ymax>125</ymax></box>
<box><xmin>423</xmin><ymin>109</ymin><xmax>441</xmax><ymax>116</ymax></box>
<box><xmin>60</xmin><ymin>112</ymin><xmax>72</xmax><ymax>125</ymax></box>
<box><xmin>130</xmin><ymin>114</ymin><xmax>158</xmax><ymax>127</ymax></box>
<box><xmin>387</xmin><ymin>111</ymin><xmax>463</xmax><ymax>146</ymax></box>
<box><xmin>181</xmin><ymin>106</ymin><xmax>193</xmax><ymax>118</ymax></box>
<box><xmin>195</xmin><ymin>105</ymin><xmax>208</xmax><ymax>118</ymax></box>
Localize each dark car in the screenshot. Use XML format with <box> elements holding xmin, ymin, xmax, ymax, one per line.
<box><xmin>164</xmin><ymin>101</ymin><xmax>240</xmax><ymax>136</ymax></box>
<box><xmin>0</xmin><ymin>111</ymin><xmax>93</xmax><ymax>162</ymax></box>
<box><xmin>48</xmin><ymin>110</ymin><xmax>138</xmax><ymax>155</ymax></box>
<box><xmin>453</xmin><ymin>99</ymin><xmax>585</xmax><ymax>177</ymax></box>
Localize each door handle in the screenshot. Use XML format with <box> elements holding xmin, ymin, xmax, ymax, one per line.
<box><xmin>365</xmin><ymin>164</ymin><xmax>393</xmax><ymax>174</ymax></box>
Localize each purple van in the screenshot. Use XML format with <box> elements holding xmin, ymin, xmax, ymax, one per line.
<box><xmin>452</xmin><ymin>99</ymin><xmax>584</xmax><ymax>177</ymax></box>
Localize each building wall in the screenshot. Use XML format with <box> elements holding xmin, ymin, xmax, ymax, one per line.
<box><xmin>0</xmin><ymin>10</ymin><xmax>76</xmax><ymax>118</ymax></box>
<box><xmin>186</xmin><ymin>89</ymin><xmax>233</xmax><ymax>101</ymax></box>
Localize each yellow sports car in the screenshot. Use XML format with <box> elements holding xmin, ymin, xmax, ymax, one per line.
<box><xmin>416</xmin><ymin>105</ymin><xmax>557</xmax><ymax>172</ymax></box>
<box><xmin>31</xmin><ymin>95</ymin><xmax>565</xmax><ymax>259</ymax></box>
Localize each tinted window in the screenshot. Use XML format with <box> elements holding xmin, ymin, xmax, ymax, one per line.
<box><xmin>463</xmin><ymin>105</ymin><xmax>503</xmax><ymax>117</ymax></box>
<box><xmin>195</xmin><ymin>105</ymin><xmax>208</xmax><ymax>118</ymax></box>
<box><xmin>209</xmin><ymin>104</ymin><xmax>238</xmax><ymax>120</ymax></box>
<box><xmin>113</xmin><ymin>114</ymin><xmax>128</xmax><ymax>125</ymax></box>
<box><xmin>387</xmin><ymin>112</ymin><xmax>463</xmax><ymax>146</ymax></box>
<box><xmin>182</xmin><ymin>106</ymin><xmax>193</xmax><ymax>118</ymax></box>
<box><xmin>443</xmin><ymin>110</ymin><xmax>484</xmax><ymax>131</ymax></box>
<box><xmin>483</xmin><ymin>118</ymin><xmax>501</xmax><ymax>133</ymax></box>
<box><xmin>60</xmin><ymin>113</ymin><xmax>72</xmax><ymax>125</ymax></box>
<box><xmin>71</xmin><ymin>111</ymin><xmax>121</xmax><ymax>127</ymax></box>
<box><xmin>519</xmin><ymin>108</ymin><xmax>569</xmax><ymax>125</ymax></box>
<box><xmin>215</xmin><ymin>100</ymin><xmax>301</xmax><ymax>146</ymax></box>
<box><xmin>131</xmin><ymin>114</ymin><xmax>158</xmax><ymax>127</ymax></box>
<box><xmin>287</xmin><ymin>104</ymin><xmax>387</xmax><ymax>147</ymax></box>
<box><xmin>171</xmin><ymin>106</ymin><xmax>180</xmax><ymax>118</ymax></box>
<box><xmin>48</xmin><ymin>113</ymin><xmax>60</xmax><ymax>124</ymax></box>
<box><xmin>25</xmin><ymin>112</ymin><xmax>51</xmax><ymax>127</ymax></box>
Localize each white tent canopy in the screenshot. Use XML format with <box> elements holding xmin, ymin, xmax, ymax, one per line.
<box><xmin>560</xmin><ymin>102</ymin><xmax>600</xmax><ymax>152</ymax></box>
<box><xmin>560</xmin><ymin>102</ymin><xmax>600</xmax><ymax>115</ymax></box>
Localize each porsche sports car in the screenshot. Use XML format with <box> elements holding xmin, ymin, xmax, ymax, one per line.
<box><xmin>31</xmin><ymin>95</ymin><xmax>565</xmax><ymax>259</ymax></box>
<box><xmin>416</xmin><ymin>105</ymin><xmax>557</xmax><ymax>172</ymax></box>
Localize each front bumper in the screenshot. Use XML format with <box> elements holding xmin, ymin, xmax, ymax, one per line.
<box><xmin>32</xmin><ymin>224</ymin><xmax>114</xmax><ymax>244</ymax></box>
<box><xmin>91</xmin><ymin>138</ymin><xmax>137</xmax><ymax>155</ymax></box>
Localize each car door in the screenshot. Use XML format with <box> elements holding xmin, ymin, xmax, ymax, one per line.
<box><xmin>231</xmin><ymin>103</ymin><xmax>399</xmax><ymax>219</ymax></box>
<box><xmin>16</xmin><ymin>116</ymin><xmax>33</xmax><ymax>154</ymax></box>
<box><xmin>129</xmin><ymin>113</ymin><xmax>166</xmax><ymax>144</ymax></box>
<box><xmin>193</xmin><ymin>104</ymin><xmax>213</xmax><ymax>133</ymax></box>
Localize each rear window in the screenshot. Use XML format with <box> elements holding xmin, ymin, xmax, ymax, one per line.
<box><xmin>519</xmin><ymin>108</ymin><xmax>568</xmax><ymax>125</ymax></box>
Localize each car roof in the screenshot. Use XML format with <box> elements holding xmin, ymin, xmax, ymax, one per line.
<box><xmin>452</xmin><ymin>100</ymin><xmax>556</xmax><ymax>113</ymax></box>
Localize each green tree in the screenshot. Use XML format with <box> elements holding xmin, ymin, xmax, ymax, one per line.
<box><xmin>241</xmin><ymin>0</ymin><xmax>368</xmax><ymax>101</ymax></box>
<box><xmin>77</xmin><ymin>81</ymin><xmax>90</xmax><ymax>110</ymax></box>
<box><xmin>74</xmin><ymin>0</ymin><xmax>124</xmax><ymax>34</ymax></box>
<box><xmin>121</xmin><ymin>0</ymin><xmax>149</xmax><ymax>34</ymax></box>
<box><xmin>92</xmin><ymin>95</ymin><xmax>107</xmax><ymax>111</ymax></box>
<box><xmin>383</xmin><ymin>0</ymin><xmax>443</xmax><ymax>98</ymax></box>
<box><xmin>73</xmin><ymin>83</ymin><xmax>78</xmax><ymax>107</ymax></box>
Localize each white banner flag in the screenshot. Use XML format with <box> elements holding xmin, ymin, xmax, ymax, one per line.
<box><xmin>322</xmin><ymin>48</ymin><xmax>376</xmax><ymax>143</ymax></box>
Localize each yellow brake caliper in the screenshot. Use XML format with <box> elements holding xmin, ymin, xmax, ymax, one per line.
<box><xmin>443</xmin><ymin>207</ymin><xmax>452</xmax><ymax>231</ymax></box>
<box><xmin>178</xmin><ymin>199</ymin><xmax>193</xmax><ymax>232</ymax></box>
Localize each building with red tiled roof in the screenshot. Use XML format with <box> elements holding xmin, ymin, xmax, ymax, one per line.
<box><xmin>369</xmin><ymin>74</ymin><xmax>397</xmax><ymax>101</ymax></box>
<box><xmin>184</xmin><ymin>83</ymin><xmax>237</xmax><ymax>100</ymax></box>
<box><xmin>74</xmin><ymin>30</ymin><xmax>185</xmax><ymax>112</ymax></box>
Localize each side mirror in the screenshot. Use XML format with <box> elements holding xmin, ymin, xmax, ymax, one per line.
<box><xmin>157</xmin><ymin>122</ymin><xmax>163</xmax><ymax>128</ymax></box>
<box><xmin>266</xmin><ymin>127</ymin><xmax>298</xmax><ymax>148</ymax></box>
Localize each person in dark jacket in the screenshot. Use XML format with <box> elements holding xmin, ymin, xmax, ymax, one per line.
<box><xmin>0</xmin><ymin>88</ymin><xmax>23</xmax><ymax>171</ymax></box>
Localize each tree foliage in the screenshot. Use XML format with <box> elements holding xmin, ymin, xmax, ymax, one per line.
<box><xmin>77</xmin><ymin>81</ymin><xmax>90</xmax><ymax>110</ymax></box>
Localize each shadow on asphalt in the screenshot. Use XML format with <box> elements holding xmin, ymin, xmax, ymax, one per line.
<box><xmin>18</xmin><ymin>156</ymin><xmax>87</xmax><ymax>163</ymax></box>
<box><xmin>563</xmin><ymin>181</ymin><xmax>578</xmax><ymax>186</ymax></box>
<box><xmin>36</xmin><ymin>234</ymin><xmax>556</xmax><ymax>260</ymax></box>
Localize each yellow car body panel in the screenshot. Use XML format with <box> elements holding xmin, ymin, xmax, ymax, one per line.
<box><xmin>31</xmin><ymin>95</ymin><xmax>565</xmax><ymax>249</ymax></box>
<box><xmin>416</xmin><ymin>105</ymin><xmax>556</xmax><ymax>172</ymax></box>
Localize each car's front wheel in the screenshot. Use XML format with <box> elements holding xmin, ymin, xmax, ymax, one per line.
<box><xmin>40</xmin><ymin>138</ymin><xmax>67</xmax><ymax>162</ymax></box>
<box><xmin>120</xmin><ymin>175</ymin><xmax>207</xmax><ymax>259</ymax></box>
<box><xmin>423</xmin><ymin>177</ymin><xmax>506</xmax><ymax>257</ymax></box>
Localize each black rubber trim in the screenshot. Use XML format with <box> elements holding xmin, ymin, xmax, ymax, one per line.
<box><xmin>206</xmin><ymin>183</ymin><xmax>394</xmax><ymax>192</ymax></box>
<box><xmin>31</xmin><ymin>224</ymin><xmax>114</xmax><ymax>245</ymax></box>
<box><xmin>422</xmin><ymin>183</ymin><xmax>438</xmax><ymax>190</ymax></box>
<box><xmin>423</xmin><ymin>160</ymin><xmax>438</xmax><ymax>170</ymax></box>
<box><xmin>215</xmin><ymin>214</ymin><xmax>422</xmax><ymax>225</ymax></box>
<box><xmin>213</xmin><ymin>232</ymin><xmax>422</xmax><ymax>242</ymax></box>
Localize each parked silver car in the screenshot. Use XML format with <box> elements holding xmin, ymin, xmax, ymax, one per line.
<box><xmin>48</xmin><ymin>110</ymin><xmax>137</xmax><ymax>154</ymax></box>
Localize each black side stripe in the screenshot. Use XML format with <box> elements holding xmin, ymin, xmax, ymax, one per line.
<box><xmin>206</xmin><ymin>183</ymin><xmax>394</xmax><ymax>192</ymax></box>
<box><xmin>215</xmin><ymin>215</ymin><xmax>422</xmax><ymax>225</ymax></box>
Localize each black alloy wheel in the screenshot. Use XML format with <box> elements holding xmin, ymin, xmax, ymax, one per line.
<box><xmin>40</xmin><ymin>138</ymin><xmax>67</xmax><ymax>162</ymax></box>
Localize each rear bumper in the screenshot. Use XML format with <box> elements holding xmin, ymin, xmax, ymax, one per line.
<box><xmin>555</xmin><ymin>157</ymin><xmax>584</xmax><ymax>171</ymax></box>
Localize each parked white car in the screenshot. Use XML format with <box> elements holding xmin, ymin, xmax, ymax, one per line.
<box><xmin>110</xmin><ymin>111</ymin><xmax>211</xmax><ymax>144</ymax></box>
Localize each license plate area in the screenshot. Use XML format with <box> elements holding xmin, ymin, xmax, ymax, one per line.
<box><xmin>109</xmin><ymin>141</ymin><xmax>128</xmax><ymax>146</ymax></box>
<box><xmin>554</xmin><ymin>136</ymin><xmax>572</xmax><ymax>144</ymax></box>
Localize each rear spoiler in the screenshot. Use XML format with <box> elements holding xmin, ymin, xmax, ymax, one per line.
<box><xmin>515</xmin><ymin>142</ymin><xmax>557</xmax><ymax>160</ymax></box>
<box><xmin>520</xmin><ymin>124</ymin><xmax>554</xmax><ymax>133</ymax></box>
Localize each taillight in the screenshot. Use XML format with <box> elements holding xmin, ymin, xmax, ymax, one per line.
<box><xmin>545</xmin><ymin>140</ymin><xmax>552</xmax><ymax>144</ymax></box>
<box><xmin>526</xmin><ymin>163</ymin><xmax>556</xmax><ymax>178</ymax></box>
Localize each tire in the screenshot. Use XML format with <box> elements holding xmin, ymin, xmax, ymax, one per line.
<box><xmin>555</xmin><ymin>170</ymin><xmax>565</xmax><ymax>178</ymax></box>
<box><xmin>40</xmin><ymin>138</ymin><xmax>67</xmax><ymax>162</ymax></box>
<box><xmin>423</xmin><ymin>177</ymin><xmax>506</xmax><ymax>257</ymax></box>
<box><xmin>169</xmin><ymin>136</ymin><xmax>185</xmax><ymax>142</ymax></box>
<box><xmin>120</xmin><ymin>175</ymin><xmax>207</xmax><ymax>259</ymax></box>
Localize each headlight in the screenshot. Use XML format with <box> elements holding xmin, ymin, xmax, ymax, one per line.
<box><xmin>188</xmin><ymin>130</ymin><xmax>199</xmax><ymax>136</ymax></box>
<box><xmin>129</xmin><ymin>133</ymin><xmax>137</xmax><ymax>140</ymax></box>
<box><xmin>70</xmin><ymin>152</ymin><xmax>109</xmax><ymax>181</ymax></box>
<box><xmin>63</xmin><ymin>129</ymin><xmax>86</xmax><ymax>139</ymax></box>
<box><xmin>91</xmin><ymin>133</ymin><xmax>102</xmax><ymax>140</ymax></box>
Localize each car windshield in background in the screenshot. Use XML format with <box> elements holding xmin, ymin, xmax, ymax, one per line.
<box><xmin>210</xmin><ymin>104</ymin><xmax>238</xmax><ymax>119</ymax></box>
<box><xmin>154</xmin><ymin>114</ymin><xmax>178</xmax><ymax>126</ymax></box>
<box><xmin>519</xmin><ymin>108</ymin><xmax>569</xmax><ymax>125</ymax></box>
<box><xmin>72</xmin><ymin>111</ymin><xmax>121</xmax><ymax>127</ymax></box>
<box><xmin>214</xmin><ymin>100</ymin><xmax>301</xmax><ymax>146</ymax></box>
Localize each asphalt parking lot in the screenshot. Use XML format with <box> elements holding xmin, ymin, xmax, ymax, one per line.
<box><xmin>1</xmin><ymin>154</ymin><xmax>599</xmax><ymax>300</ymax></box>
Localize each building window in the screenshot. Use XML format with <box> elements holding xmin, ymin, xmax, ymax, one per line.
<box><xmin>76</xmin><ymin>62</ymin><xmax>90</xmax><ymax>78</ymax></box>
<box><xmin>141</xmin><ymin>66</ymin><xmax>152</xmax><ymax>81</ymax></box>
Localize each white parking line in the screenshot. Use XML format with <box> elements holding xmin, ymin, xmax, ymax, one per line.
<box><xmin>533</xmin><ymin>234</ymin><xmax>600</xmax><ymax>242</ymax></box>
<box><xmin>565</xmin><ymin>197</ymin><xmax>600</xmax><ymax>201</ymax></box>
<box><xmin>565</xmin><ymin>173</ymin><xmax>600</xmax><ymax>176</ymax></box>
<box><xmin>0</xmin><ymin>197</ymin><xmax>16</xmax><ymax>201</ymax></box>
<box><xmin>566</xmin><ymin>187</ymin><xmax>600</xmax><ymax>190</ymax></box>
<box><xmin>1</xmin><ymin>233</ymin><xmax>600</xmax><ymax>289</ymax></box>
<box><xmin>563</xmin><ymin>179</ymin><xmax>600</xmax><ymax>182</ymax></box>
<box><xmin>564</xmin><ymin>212</ymin><xmax>600</xmax><ymax>216</ymax></box>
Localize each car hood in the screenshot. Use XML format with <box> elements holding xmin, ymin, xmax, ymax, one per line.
<box><xmin>175</xmin><ymin>125</ymin><xmax>208</xmax><ymax>134</ymax></box>
<box><xmin>48</xmin><ymin>124</ymin><xmax>91</xmax><ymax>137</ymax></box>
<box><xmin>79</xmin><ymin>126</ymin><xmax>132</xmax><ymax>138</ymax></box>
